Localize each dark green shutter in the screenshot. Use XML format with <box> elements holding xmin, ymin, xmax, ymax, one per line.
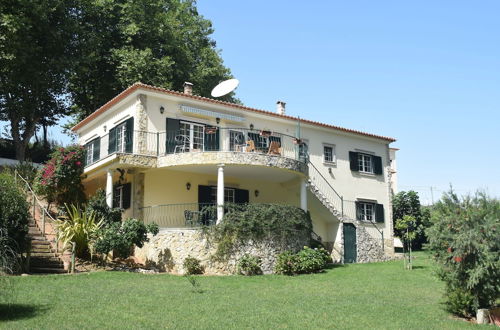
<box><xmin>375</xmin><ymin>203</ymin><xmax>385</xmax><ymax>223</ymax></box>
<box><xmin>349</xmin><ymin>152</ymin><xmax>359</xmax><ymax>171</ymax></box>
<box><xmin>198</xmin><ymin>185</ymin><xmax>213</xmax><ymax>204</ymax></box>
<box><xmin>166</xmin><ymin>118</ymin><xmax>180</xmax><ymax>154</ymax></box>
<box><xmin>373</xmin><ymin>156</ymin><xmax>383</xmax><ymax>175</ymax></box>
<box><xmin>122</xmin><ymin>183</ymin><xmax>131</xmax><ymax>209</ymax></box>
<box><xmin>93</xmin><ymin>138</ymin><xmax>100</xmax><ymax>162</ymax></box>
<box><xmin>235</xmin><ymin>189</ymin><xmax>249</xmax><ymax>204</ymax></box>
<box><xmin>108</xmin><ymin>127</ymin><xmax>117</xmax><ymax>154</ymax></box>
<box><xmin>204</xmin><ymin>126</ymin><xmax>219</xmax><ymax>151</ymax></box>
<box><xmin>125</xmin><ymin>117</ymin><xmax>134</xmax><ymax>153</ymax></box>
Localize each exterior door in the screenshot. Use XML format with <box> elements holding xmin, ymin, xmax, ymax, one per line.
<box><xmin>343</xmin><ymin>223</ymin><xmax>357</xmax><ymax>263</ymax></box>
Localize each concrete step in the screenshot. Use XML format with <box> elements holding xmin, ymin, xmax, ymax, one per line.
<box><xmin>30</xmin><ymin>267</ymin><xmax>66</xmax><ymax>274</ymax></box>
<box><xmin>31</xmin><ymin>247</ymin><xmax>53</xmax><ymax>254</ymax></box>
<box><xmin>29</xmin><ymin>235</ymin><xmax>46</xmax><ymax>241</ymax></box>
<box><xmin>30</xmin><ymin>259</ymin><xmax>64</xmax><ymax>268</ymax></box>
<box><xmin>31</xmin><ymin>240</ymin><xmax>50</xmax><ymax>246</ymax></box>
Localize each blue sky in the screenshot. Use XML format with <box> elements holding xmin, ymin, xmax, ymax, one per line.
<box><xmin>2</xmin><ymin>1</ymin><xmax>498</xmax><ymax>202</ymax></box>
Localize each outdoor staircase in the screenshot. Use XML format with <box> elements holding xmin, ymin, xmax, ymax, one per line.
<box><xmin>28</xmin><ymin>219</ymin><xmax>66</xmax><ymax>274</ymax></box>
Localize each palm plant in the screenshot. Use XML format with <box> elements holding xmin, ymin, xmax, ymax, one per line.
<box><xmin>55</xmin><ymin>204</ymin><xmax>103</xmax><ymax>258</ymax></box>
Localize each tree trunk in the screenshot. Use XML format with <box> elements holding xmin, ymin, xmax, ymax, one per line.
<box><xmin>10</xmin><ymin>116</ymin><xmax>38</xmax><ymax>162</ymax></box>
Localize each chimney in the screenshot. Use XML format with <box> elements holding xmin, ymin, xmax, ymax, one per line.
<box><xmin>183</xmin><ymin>82</ymin><xmax>193</xmax><ymax>95</ymax></box>
<box><xmin>276</xmin><ymin>101</ymin><xmax>286</xmax><ymax>115</ymax></box>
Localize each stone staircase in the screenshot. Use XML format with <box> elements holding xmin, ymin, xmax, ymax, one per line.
<box><xmin>28</xmin><ymin>219</ymin><xmax>66</xmax><ymax>274</ymax></box>
<box><xmin>306</xmin><ymin>178</ymin><xmax>348</xmax><ymax>221</ymax></box>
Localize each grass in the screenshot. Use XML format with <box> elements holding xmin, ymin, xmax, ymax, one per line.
<box><xmin>0</xmin><ymin>252</ymin><xmax>495</xmax><ymax>329</ymax></box>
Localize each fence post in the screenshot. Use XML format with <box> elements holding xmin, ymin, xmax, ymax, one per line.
<box><xmin>341</xmin><ymin>196</ymin><xmax>344</xmax><ymax>218</ymax></box>
<box><xmin>14</xmin><ymin>169</ymin><xmax>17</xmax><ymax>185</ymax></box>
<box><xmin>71</xmin><ymin>242</ymin><xmax>76</xmax><ymax>274</ymax></box>
<box><xmin>156</xmin><ymin>132</ymin><xmax>159</xmax><ymax>156</ymax></box>
<box><xmin>32</xmin><ymin>195</ymin><xmax>36</xmax><ymax>220</ymax></box>
<box><xmin>41</xmin><ymin>209</ymin><xmax>46</xmax><ymax>238</ymax></box>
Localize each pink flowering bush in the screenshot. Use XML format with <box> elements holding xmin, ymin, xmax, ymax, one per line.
<box><xmin>35</xmin><ymin>145</ymin><xmax>86</xmax><ymax>206</ymax></box>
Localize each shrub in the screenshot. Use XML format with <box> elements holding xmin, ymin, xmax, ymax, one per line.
<box><xmin>275</xmin><ymin>247</ymin><xmax>329</xmax><ymax>275</ymax></box>
<box><xmin>274</xmin><ymin>251</ymin><xmax>299</xmax><ymax>275</ymax></box>
<box><xmin>183</xmin><ymin>256</ymin><xmax>203</xmax><ymax>275</ymax></box>
<box><xmin>392</xmin><ymin>191</ymin><xmax>431</xmax><ymax>250</ymax></box>
<box><xmin>3</xmin><ymin>162</ymin><xmax>38</xmax><ymax>186</ymax></box>
<box><xmin>0</xmin><ymin>172</ymin><xmax>29</xmax><ymax>255</ymax></box>
<box><xmin>93</xmin><ymin>219</ymin><xmax>159</xmax><ymax>259</ymax></box>
<box><xmin>35</xmin><ymin>145</ymin><xmax>86</xmax><ymax>206</ymax></box>
<box><xmin>237</xmin><ymin>254</ymin><xmax>262</xmax><ymax>275</ymax></box>
<box><xmin>427</xmin><ymin>190</ymin><xmax>500</xmax><ymax>318</ymax></box>
<box><xmin>55</xmin><ymin>204</ymin><xmax>103</xmax><ymax>258</ymax></box>
<box><xmin>202</xmin><ymin>203</ymin><xmax>312</xmax><ymax>260</ymax></box>
<box><xmin>86</xmin><ymin>189</ymin><xmax>122</xmax><ymax>225</ymax></box>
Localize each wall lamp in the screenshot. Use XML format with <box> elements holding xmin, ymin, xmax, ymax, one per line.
<box><xmin>249</xmin><ymin>123</ymin><xmax>254</xmax><ymax>130</ymax></box>
<box><xmin>216</xmin><ymin>117</ymin><xmax>221</xmax><ymax>124</ymax></box>
<box><xmin>160</xmin><ymin>106</ymin><xmax>165</xmax><ymax>114</ymax></box>
<box><xmin>254</xmin><ymin>190</ymin><xmax>259</xmax><ymax>197</ymax></box>
<box><xmin>186</xmin><ymin>182</ymin><xmax>191</xmax><ymax>190</ymax></box>
<box><xmin>103</xmin><ymin>125</ymin><xmax>107</xmax><ymax>132</ymax></box>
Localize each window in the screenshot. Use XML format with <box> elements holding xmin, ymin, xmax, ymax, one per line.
<box><xmin>84</xmin><ymin>138</ymin><xmax>100</xmax><ymax>166</ymax></box>
<box><xmin>113</xmin><ymin>183</ymin><xmax>131</xmax><ymax>209</ymax></box>
<box><xmin>299</xmin><ymin>140</ymin><xmax>309</xmax><ymax>162</ymax></box>
<box><xmin>349</xmin><ymin>151</ymin><xmax>383</xmax><ymax>175</ymax></box>
<box><xmin>357</xmin><ymin>202</ymin><xmax>374</xmax><ymax>222</ymax></box>
<box><xmin>356</xmin><ymin>201</ymin><xmax>385</xmax><ymax>223</ymax></box>
<box><xmin>180</xmin><ymin>122</ymin><xmax>205</xmax><ymax>151</ymax></box>
<box><xmin>108</xmin><ymin>117</ymin><xmax>134</xmax><ymax>154</ymax></box>
<box><xmin>229</xmin><ymin>130</ymin><xmax>245</xmax><ymax>151</ymax></box>
<box><xmin>323</xmin><ymin>144</ymin><xmax>335</xmax><ymax>163</ymax></box>
<box><xmin>358</xmin><ymin>153</ymin><xmax>373</xmax><ymax>173</ymax></box>
<box><xmin>210</xmin><ymin>187</ymin><xmax>235</xmax><ymax>203</ymax></box>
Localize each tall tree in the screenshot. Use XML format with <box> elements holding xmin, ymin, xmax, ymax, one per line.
<box><xmin>68</xmin><ymin>0</ymin><xmax>238</xmax><ymax>123</ymax></box>
<box><xmin>0</xmin><ymin>0</ymin><xmax>74</xmax><ymax>160</ymax></box>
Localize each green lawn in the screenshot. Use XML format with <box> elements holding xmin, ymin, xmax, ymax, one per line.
<box><xmin>0</xmin><ymin>252</ymin><xmax>493</xmax><ymax>329</ymax></box>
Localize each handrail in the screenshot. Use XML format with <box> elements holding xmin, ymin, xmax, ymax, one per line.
<box><xmin>15</xmin><ymin>171</ymin><xmax>57</xmax><ymax>223</ymax></box>
<box><xmin>307</xmin><ymin>160</ymin><xmax>344</xmax><ymax>217</ymax></box>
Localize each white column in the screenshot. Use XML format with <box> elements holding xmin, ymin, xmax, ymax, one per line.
<box><xmin>300</xmin><ymin>178</ymin><xmax>308</xmax><ymax>212</ymax></box>
<box><xmin>106</xmin><ymin>169</ymin><xmax>113</xmax><ymax>208</ymax></box>
<box><xmin>217</xmin><ymin>164</ymin><xmax>225</xmax><ymax>224</ymax></box>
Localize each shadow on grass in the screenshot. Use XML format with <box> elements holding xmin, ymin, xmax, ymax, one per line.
<box><xmin>325</xmin><ymin>263</ymin><xmax>346</xmax><ymax>270</ymax></box>
<box><xmin>0</xmin><ymin>303</ymin><xmax>49</xmax><ymax>321</ymax></box>
<box><xmin>411</xmin><ymin>265</ymin><xmax>428</xmax><ymax>270</ymax></box>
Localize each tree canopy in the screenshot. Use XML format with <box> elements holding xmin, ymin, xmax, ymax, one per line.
<box><xmin>1</xmin><ymin>0</ymin><xmax>237</xmax><ymax>160</ymax></box>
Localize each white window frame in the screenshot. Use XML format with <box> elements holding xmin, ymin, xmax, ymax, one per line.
<box><xmin>86</xmin><ymin>142</ymin><xmax>94</xmax><ymax>165</ymax></box>
<box><xmin>116</xmin><ymin>124</ymin><xmax>127</xmax><ymax>153</ymax></box>
<box><xmin>358</xmin><ymin>153</ymin><xmax>374</xmax><ymax>174</ymax></box>
<box><xmin>180</xmin><ymin>121</ymin><xmax>205</xmax><ymax>151</ymax></box>
<box><xmin>210</xmin><ymin>187</ymin><xmax>236</xmax><ymax>203</ymax></box>
<box><xmin>357</xmin><ymin>202</ymin><xmax>375</xmax><ymax>222</ymax></box>
<box><xmin>115</xmin><ymin>185</ymin><xmax>124</xmax><ymax>209</ymax></box>
<box><xmin>229</xmin><ymin>129</ymin><xmax>245</xmax><ymax>152</ymax></box>
<box><xmin>322</xmin><ymin>143</ymin><xmax>336</xmax><ymax>164</ymax></box>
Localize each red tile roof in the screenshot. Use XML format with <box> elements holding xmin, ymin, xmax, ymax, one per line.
<box><xmin>71</xmin><ymin>82</ymin><xmax>396</xmax><ymax>142</ymax></box>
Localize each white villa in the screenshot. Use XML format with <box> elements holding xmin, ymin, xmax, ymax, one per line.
<box><xmin>72</xmin><ymin>82</ymin><xmax>398</xmax><ymax>265</ymax></box>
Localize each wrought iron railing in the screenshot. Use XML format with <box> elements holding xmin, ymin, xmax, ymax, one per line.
<box><xmin>140</xmin><ymin>203</ymin><xmax>217</xmax><ymax>228</ymax></box>
<box><xmin>83</xmin><ymin>127</ymin><xmax>308</xmax><ymax>167</ymax></box>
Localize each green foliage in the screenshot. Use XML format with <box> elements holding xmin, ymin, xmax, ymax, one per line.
<box><xmin>0</xmin><ymin>172</ymin><xmax>29</xmax><ymax>254</ymax></box>
<box><xmin>274</xmin><ymin>247</ymin><xmax>329</xmax><ymax>275</ymax></box>
<box><xmin>93</xmin><ymin>219</ymin><xmax>159</xmax><ymax>259</ymax></box>
<box><xmin>55</xmin><ymin>204</ymin><xmax>103</xmax><ymax>258</ymax></box>
<box><xmin>427</xmin><ymin>190</ymin><xmax>500</xmax><ymax>317</ymax></box>
<box><xmin>2</xmin><ymin>162</ymin><xmax>38</xmax><ymax>187</ymax></box>
<box><xmin>0</xmin><ymin>0</ymin><xmax>74</xmax><ymax>160</ymax></box>
<box><xmin>237</xmin><ymin>255</ymin><xmax>262</xmax><ymax>276</ymax></box>
<box><xmin>392</xmin><ymin>191</ymin><xmax>431</xmax><ymax>249</ymax></box>
<box><xmin>202</xmin><ymin>203</ymin><xmax>312</xmax><ymax>260</ymax></box>
<box><xmin>35</xmin><ymin>145</ymin><xmax>86</xmax><ymax>206</ymax></box>
<box><xmin>86</xmin><ymin>189</ymin><xmax>123</xmax><ymax>225</ymax></box>
<box><xmin>183</xmin><ymin>256</ymin><xmax>204</xmax><ymax>275</ymax></box>
<box><xmin>68</xmin><ymin>0</ymin><xmax>238</xmax><ymax>124</ymax></box>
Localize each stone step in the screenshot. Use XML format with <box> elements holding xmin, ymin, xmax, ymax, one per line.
<box><xmin>31</xmin><ymin>247</ymin><xmax>53</xmax><ymax>253</ymax></box>
<box><xmin>31</xmin><ymin>252</ymin><xmax>57</xmax><ymax>257</ymax></box>
<box><xmin>30</xmin><ymin>240</ymin><xmax>50</xmax><ymax>246</ymax></box>
<box><xmin>29</xmin><ymin>235</ymin><xmax>46</xmax><ymax>241</ymax></box>
<box><xmin>30</xmin><ymin>259</ymin><xmax>64</xmax><ymax>267</ymax></box>
<box><xmin>30</xmin><ymin>267</ymin><xmax>66</xmax><ymax>274</ymax></box>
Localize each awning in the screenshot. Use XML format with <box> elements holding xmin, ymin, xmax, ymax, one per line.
<box><xmin>180</xmin><ymin>105</ymin><xmax>245</xmax><ymax>123</ymax></box>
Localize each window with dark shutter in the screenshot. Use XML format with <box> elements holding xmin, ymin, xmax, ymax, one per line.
<box><xmin>108</xmin><ymin>127</ymin><xmax>117</xmax><ymax>154</ymax></box>
<box><xmin>349</xmin><ymin>152</ymin><xmax>359</xmax><ymax>171</ymax></box>
<box><xmin>375</xmin><ymin>204</ymin><xmax>385</xmax><ymax>223</ymax></box>
<box><xmin>204</xmin><ymin>126</ymin><xmax>219</xmax><ymax>151</ymax></box>
<box><xmin>235</xmin><ymin>189</ymin><xmax>249</xmax><ymax>204</ymax></box>
<box><xmin>166</xmin><ymin>118</ymin><xmax>180</xmax><ymax>154</ymax></box>
<box><xmin>122</xmin><ymin>183</ymin><xmax>131</xmax><ymax>209</ymax></box>
<box><xmin>92</xmin><ymin>138</ymin><xmax>100</xmax><ymax>162</ymax></box>
<box><xmin>125</xmin><ymin>117</ymin><xmax>134</xmax><ymax>153</ymax></box>
<box><xmin>373</xmin><ymin>156</ymin><xmax>383</xmax><ymax>175</ymax></box>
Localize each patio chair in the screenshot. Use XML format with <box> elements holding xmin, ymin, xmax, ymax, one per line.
<box><xmin>174</xmin><ymin>135</ymin><xmax>190</xmax><ymax>153</ymax></box>
<box><xmin>267</xmin><ymin>141</ymin><xmax>281</xmax><ymax>155</ymax></box>
<box><xmin>246</xmin><ymin>140</ymin><xmax>256</xmax><ymax>152</ymax></box>
<box><xmin>184</xmin><ymin>210</ymin><xmax>199</xmax><ymax>227</ymax></box>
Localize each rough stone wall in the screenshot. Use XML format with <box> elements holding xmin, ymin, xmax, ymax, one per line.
<box><xmin>133</xmin><ymin>172</ymin><xmax>145</xmax><ymax>220</ymax></box>
<box><xmin>118</xmin><ymin>154</ymin><xmax>157</xmax><ymax>168</ymax></box>
<box><xmin>136</xmin><ymin>94</ymin><xmax>148</xmax><ymax>154</ymax></box>
<box><xmin>356</xmin><ymin>224</ymin><xmax>387</xmax><ymax>263</ymax></box>
<box><xmin>158</xmin><ymin>152</ymin><xmax>307</xmax><ymax>174</ymax></box>
<box><xmin>134</xmin><ymin>229</ymin><xmax>309</xmax><ymax>275</ymax></box>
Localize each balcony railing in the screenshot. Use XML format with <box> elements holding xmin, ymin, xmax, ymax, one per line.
<box><xmin>84</xmin><ymin>128</ymin><xmax>308</xmax><ymax>167</ymax></box>
<box><xmin>140</xmin><ymin>203</ymin><xmax>217</xmax><ymax>228</ymax></box>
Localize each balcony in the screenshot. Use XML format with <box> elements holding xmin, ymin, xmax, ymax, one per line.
<box><xmin>83</xmin><ymin>127</ymin><xmax>309</xmax><ymax>173</ymax></box>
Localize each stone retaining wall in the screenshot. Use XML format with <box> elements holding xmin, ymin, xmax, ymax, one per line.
<box><xmin>134</xmin><ymin>228</ymin><xmax>309</xmax><ymax>275</ymax></box>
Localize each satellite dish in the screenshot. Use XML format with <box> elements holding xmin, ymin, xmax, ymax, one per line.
<box><xmin>211</xmin><ymin>79</ymin><xmax>239</xmax><ymax>97</ymax></box>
